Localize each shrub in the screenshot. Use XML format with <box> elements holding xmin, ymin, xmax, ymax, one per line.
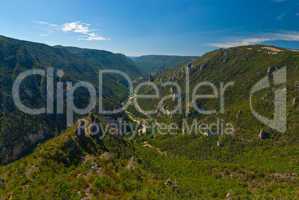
<box><xmin>93</xmin><ymin>176</ymin><xmax>113</xmax><ymax>192</ymax></box>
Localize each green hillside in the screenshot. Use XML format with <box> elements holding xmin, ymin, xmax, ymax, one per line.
<box><xmin>0</xmin><ymin>35</ymin><xmax>141</xmax><ymax>164</ymax></box>
<box><xmin>0</xmin><ymin>44</ymin><xmax>298</xmax><ymax>199</ymax></box>
<box><xmin>0</xmin><ymin>118</ymin><xmax>177</xmax><ymax>200</ymax></box>
<box><xmin>0</xmin><ymin>116</ymin><xmax>298</xmax><ymax>199</ymax></box>
<box><xmin>132</xmin><ymin>45</ymin><xmax>299</xmax><ymax>139</ymax></box>
<box><xmin>127</xmin><ymin>45</ymin><xmax>299</xmax><ymax>199</ymax></box>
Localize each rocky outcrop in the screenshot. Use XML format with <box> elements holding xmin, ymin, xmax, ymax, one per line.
<box><xmin>164</xmin><ymin>178</ymin><xmax>178</xmax><ymax>190</ymax></box>
<box><xmin>187</xmin><ymin>63</ymin><xmax>193</xmax><ymax>70</ymax></box>
<box><xmin>226</xmin><ymin>192</ymin><xmax>232</xmax><ymax>200</ymax></box>
<box><xmin>221</xmin><ymin>50</ymin><xmax>229</xmax><ymax>63</ymax></box>
<box><xmin>267</xmin><ymin>66</ymin><xmax>277</xmax><ymax>80</ymax></box>
<box><xmin>137</xmin><ymin>122</ymin><xmax>147</xmax><ymax>135</ymax></box>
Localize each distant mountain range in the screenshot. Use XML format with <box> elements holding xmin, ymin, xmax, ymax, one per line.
<box><xmin>131</xmin><ymin>55</ymin><xmax>197</xmax><ymax>75</ymax></box>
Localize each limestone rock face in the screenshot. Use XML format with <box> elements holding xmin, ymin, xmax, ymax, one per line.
<box><xmin>187</xmin><ymin>63</ymin><xmax>193</xmax><ymax>70</ymax></box>
<box><xmin>267</xmin><ymin>66</ymin><xmax>276</xmax><ymax>74</ymax></box>
<box><xmin>226</xmin><ymin>192</ymin><xmax>232</xmax><ymax>200</ymax></box>
<box><xmin>222</xmin><ymin>50</ymin><xmax>229</xmax><ymax>63</ymax></box>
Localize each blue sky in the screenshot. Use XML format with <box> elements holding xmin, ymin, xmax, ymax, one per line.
<box><xmin>1</xmin><ymin>0</ymin><xmax>299</xmax><ymax>56</ymax></box>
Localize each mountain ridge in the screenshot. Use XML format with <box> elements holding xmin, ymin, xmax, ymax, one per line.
<box><xmin>0</xmin><ymin>35</ymin><xmax>141</xmax><ymax>164</ymax></box>
<box><xmin>131</xmin><ymin>55</ymin><xmax>197</xmax><ymax>75</ymax></box>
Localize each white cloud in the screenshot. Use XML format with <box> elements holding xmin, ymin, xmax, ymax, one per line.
<box><xmin>62</xmin><ymin>22</ymin><xmax>89</xmax><ymax>34</ymax></box>
<box><xmin>210</xmin><ymin>32</ymin><xmax>299</xmax><ymax>48</ymax></box>
<box><xmin>273</xmin><ymin>32</ymin><xmax>299</xmax><ymax>41</ymax></box>
<box><xmin>62</xmin><ymin>21</ymin><xmax>110</xmax><ymax>41</ymax></box>
<box><xmin>85</xmin><ymin>32</ymin><xmax>110</xmax><ymax>41</ymax></box>
<box><xmin>35</xmin><ymin>21</ymin><xmax>110</xmax><ymax>41</ymax></box>
<box><xmin>211</xmin><ymin>37</ymin><xmax>271</xmax><ymax>48</ymax></box>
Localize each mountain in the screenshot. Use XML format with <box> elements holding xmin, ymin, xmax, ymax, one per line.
<box><xmin>131</xmin><ymin>55</ymin><xmax>197</xmax><ymax>75</ymax></box>
<box><xmin>0</xmin><ymin>43</ymin><xmax>299</xmax><ymax>199</ymax></box>
<box><xmin>125</xmin><ymin>45</ymin><xmax>299</xmax><ymax>199</ymax></box>
<box><xmin>55</xmin><ymin>45</ymin><xmax>140</xmax><ymax>77</ymax></box>
<box><xmin>0</xmin><ymin>35</ymin><xmax>141</xmax><ymax>164</ymax></box>
<box><xmin>133</xmin><ymin>45</ymin><xmax>299</xmax><ymax>140</ymax></box>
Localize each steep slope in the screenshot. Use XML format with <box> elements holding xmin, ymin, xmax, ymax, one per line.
<box><xmin>132</xmin><ymin>55</ymin><xmax>197</xmax><ymax>75</ymax></box>
<box><xmin>55</xmin><ymin>46</ymin><xmax>140</xmax><ymax>77</ymax></box>
<box><xmin>0</xmin><ymin>35</ymin><xmax>141</xmax><ymax>164</ymax></box>
<box><xmin>1</xmin><ymin>115</ymin><xmax>298</xmax><ymax>200</ymax></box>
<box><xmin>133</xmin><ymin>45</ymin><xmax>299</xmax><ymax>140</ymax></box>
<box><xmin>0</xmin><ymin>120</ymin><xmax>175</xmax><ymax>200</ymax></box>
<box><xmin>127</xmin><ymin>45</ymin><xmax>299</xmax><ymax>199</ymax></box>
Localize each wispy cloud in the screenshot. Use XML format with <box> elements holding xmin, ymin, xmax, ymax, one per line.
<box><xmin>210</xmin><ymin>32</ymin><xmax>299</xmax><ymax>48</ymax></box>
<box><xmin>35</xmin><ymin>21</ymin><xmax>110</xmax><ymax>41</ymax></box>
<box><xmin>35</xmin><ymin>20</ymin><xmax>59</xmax><ymax>28</ymax></box>
<box><xmin>62</xmin><ymin>22</ymin><xmax>110</xmax><ymax>41</ymax></box>
<box><xmin>210</xmin><ymin>37</ymin><xmax>270</xmax><ymax>48</ymax></box>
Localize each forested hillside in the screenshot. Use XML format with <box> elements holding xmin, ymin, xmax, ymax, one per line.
<box><xmin>0</xmin><ymin>35</ymin><xmax>141</xmax><ymax>164</ymax></box>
